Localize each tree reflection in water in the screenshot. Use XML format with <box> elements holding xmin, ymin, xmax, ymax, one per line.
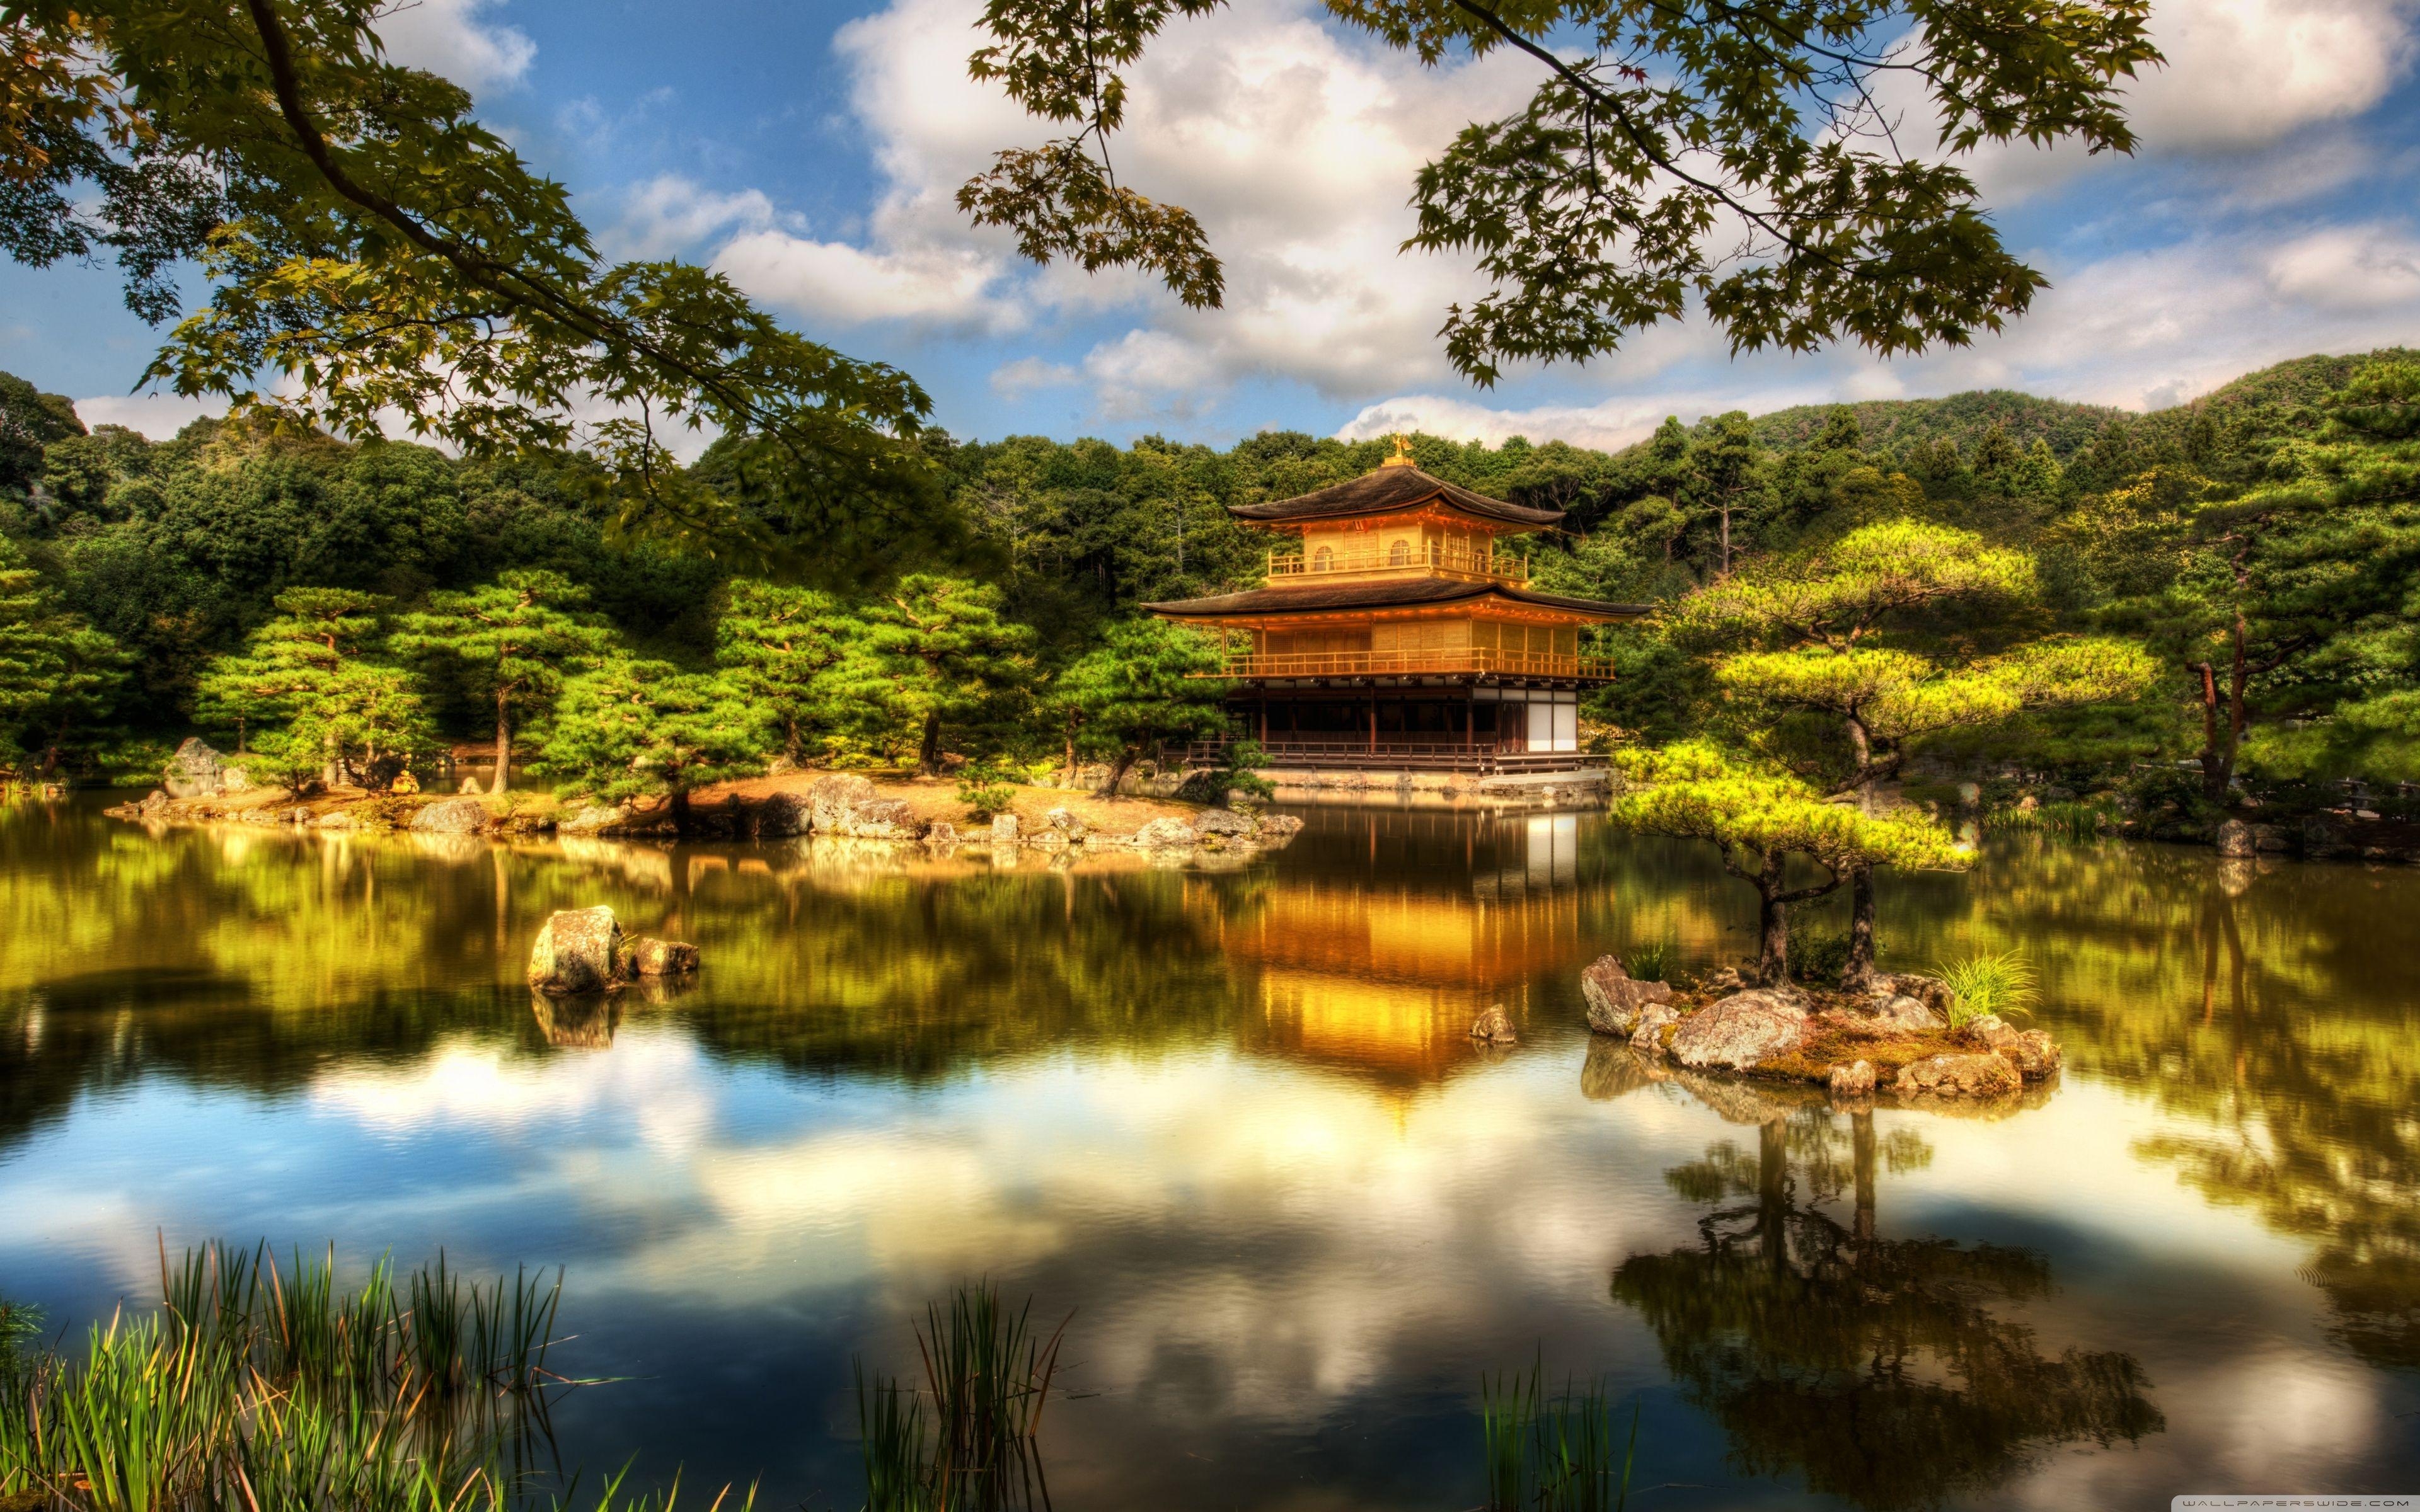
<box><xmin>1611</xmin><ymin>1104</ymin><xmax>2163</xmax><ymax>1510</ymax></box>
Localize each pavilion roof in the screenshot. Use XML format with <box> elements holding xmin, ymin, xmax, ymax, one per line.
<box><xmin>1143</xmin><ymin>577</ymin><xmax>1647</xmax><ymax>621</ymax></box>
<box><xmin>1228</xmin><ymin>464</ymin><xmax>1563</xmax><ymax>529</ymax></box>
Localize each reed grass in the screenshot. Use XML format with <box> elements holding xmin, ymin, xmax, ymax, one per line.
<box><xmin>1621</xmin><ymin>935</ymin><xmax>1679</xmax><ymax>984</ymax></box>
<box><xmin>855</xmin><ymin>1283</ymin><xmax>1067</xmax><ymax>1512</ymax></box>
<box><xmin>1478</xmin><ymin>1355</ymin><xmax>1637</xmax><ymax>1512</ymax></box>
<box><xmin>1931</xmin><ymin>951</ymin><xmax>2040</xmax><ymax>1030</ymax></box>
<box><xmin>0</xmin><ymin>1239</ymin><xmax>669</xmax><ymax>1512</ymax></box>
<box><xmin>1985</xmin><ymin>799</ymin><xmax>2115</xmax><ymax>842</ymax></box>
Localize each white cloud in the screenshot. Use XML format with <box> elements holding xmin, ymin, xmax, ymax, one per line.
<box><xmin>609</xmin><ymin>176</ymin><xmax>778</xmax><ymax>260</ymax></box>
<box><xmin>71</xmin><ymin>390</ymin><xmax>226</xmax><ymax>439</ymax></box>
<box><xmin>2264</xmin><ymin>223</ymin><xmax>2420</xmax><ymax>311</ymax></box>
<box><xmin>989</xmin><ymin>355</ymin><xmax>1078</xmax><ymax>399</ymax></box>
<box><xmin>374</xmin><ymin>0</ymin><xmax>537</xmax><ymax>92</ymax></box>
<box><xmin>2126</xmin><ymin>0</ymin><xmax>2418</xmax><ymax>152</ymax></box>
<box><xmin>715</xmin><ymin>230</ymin><xmax>1025</xmax><ymax>333</ymax></box>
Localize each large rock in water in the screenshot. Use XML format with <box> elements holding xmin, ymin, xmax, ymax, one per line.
<box><xmin>1581</xmin><ymin>955</ymin><xmax>1674</xmax><ymax>1036</ymax></box>
<box><xmin>2215</xmin><ymin>818</ymin><xmax>2256</xmax><ymax>857</ymax></box>
<box><xmin>164</xmin><ymin>737</ymin><xmax>231</xmax><ymax>799</ymax></box>
<box><xmin>1896</xmin><ymin>1053</ymin><xmax>2020</xmax><ymax>1099</ymax></box>
<box><xmin>1132</xmin><ymin>816</ymin><xmax>1197</xmax><ymax>849</ymax></box>
<box><xmin>1671</xmin><ymin>990</ymin><xmax>1808</xmax><ymax>1072</ymax></box>
<box><xmin>528</xmin><ymin>906</ymin><xmax>625</xmax><ymax>994</ymax></box>
<box><xmin>1191</xmin><ymin>807</ymin><xmax>1253</xmax><ymax>837</ymax></box>
<box><xmin>1469</xmin><ymin>1005</ymin><xmax>1518</xmax><ymax>1043</ymax></box>
<box><xmin>622</xmin><ymin>936</ymin><xmax>700</xmax><ymax>976</ymax></box>
<box><xmin>411</xmin><ymin>797</ymin><xmax>490</xmax><ymax>834</ymax></box>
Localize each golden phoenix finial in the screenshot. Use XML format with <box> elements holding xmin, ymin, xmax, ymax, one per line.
<box><xmin>1380</xmin><ymin>432</ymin><xmax>1415</xmax><ymax>468</ymax></box>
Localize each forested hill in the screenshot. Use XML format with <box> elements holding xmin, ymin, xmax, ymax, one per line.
<box><xmin>0</xmin><ymin>346</ymin><xmax>2413</xmax><ymax>791</ymax></box>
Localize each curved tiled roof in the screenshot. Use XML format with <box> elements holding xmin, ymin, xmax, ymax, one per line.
<box><xmin>1228</xmin><ymin>465</ymin><xmax>1564</xmax><ymax>527</ymax></box>
<box><xmin>1143</xmin><ymin>577</ymin><xmax>1647</xmax><ymax>621</ymax></box>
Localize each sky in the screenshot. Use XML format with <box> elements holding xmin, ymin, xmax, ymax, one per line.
<box><xmin>9</xmin><ymin>0</ymin><xmax>2420</xmax><ymax>451</ymax></box>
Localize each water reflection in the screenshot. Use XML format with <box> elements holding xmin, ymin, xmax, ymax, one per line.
<box><xmin>1</xmin><ymin>799</ymin><xmax>2417</xmax><ymax>1507</ymax></box>
<box><xmin>1613</xmin><ymin>1100</ymin><xmax>2164</xmax><ymax>1509</ymax></box>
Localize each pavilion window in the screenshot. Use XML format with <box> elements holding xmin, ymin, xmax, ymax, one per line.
<box><xmin>1313</xmin><ymin>545</ymin><xmax>1334</xmax><ymax>571</ymax></box>
<box><xmin>1389</xmin><ymin>539</ymin><xmax>1410</xmax><ymax>566</ymax></box>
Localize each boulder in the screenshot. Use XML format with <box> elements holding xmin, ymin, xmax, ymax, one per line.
<box><xmin>1870</xmin><ymin>972</ymin><xmax>1953</xmax><ymax>1017</ymax></box>
<box><xmin>222</xmin><ymin>767</ymin><xmax>251</xmax><ymax>794</ymax></box>
<box><xmin>1896</xmin><ymin>1052</ymin><xmax>2021</xmax><ymax>1099</ymax></box>
<box><xmin>807</xmin><ymin>774</ymin><xmax>880</xmax><ymax>832</ymax></box>
<box><xmin>925</xmin><ymin>820</ymin><xmax>959</xmax><ymax>850</ymax></box>
<box><xmin>757</xmin><ymin>791</ymin><xmax>813</xmax><ymax>838</ymax></box>
<box><xmin>2302</xmin><ymin>817</ymin><xmax>2356</xmax><ymax>861</ymax></box>
<box><xmin>139</xmin><ymin>789</ymin><xmax>170</xmax><ymax>812</ymax></box>
<box><xmin>1257</xmin><ymin>813</ymin><xmax>1305</xmax><ymax>841</ymax></box>
<box><xmin>2215</xmin><ymin>818</ymin><xmax>2256</xmax><ymax>857</ymax></box>
<box><xmin>623</xmin><ymin>936</ymin><xmax>701</xmax><ymax>976</ymax></box>
<box><xmin>410</xmin><ymin>797</ymin><xmax>490</xmax><ymax>835</ymax></box>
<box><xmin>991</xmin><ymin>812</ymin><xmax>1021</xmax><ymax>845</ymax></box>
<box><xmin>314</xmin><ymin>810</ymin><xmax>356</xmax><ymax>830</ymax></box>
<box><xmin>1192</xmin><ymin>807</ymin><xmax>1253</xmax><ymax>836</ymax></box>
<box><xmin>1864</xmin><ymin>993</ymin><xmax>1944</xmax><ymax>1033</ymax></box>
<box><xmin>1703</xmin><ymin>966</ymin><xmax>1750</xmax><ymax>994</ymax></box>
<box><xmin>1993</xmin><ymin>1028</ymin><xmax>2061</xmax><ymax>1080</ymax></box>
<box><xmin>1132</xmin><ymin>816</ymin><xmax>1197</xmax><ymax>849</ymax></box>
<box><xmin>846</xmin><ymin>799</ymin><xmax>916</xmax><ymax>839</ymax></box>
<box><xmin>164</xmin><ymin>737</ymin><xmax>231</xmax><ymax>799</ymax></box>
<box><xmin>460</xmin><ymin>777</ymin><xmax>484</xmax><ymax>794</ymax></box>
<box><xmin>1045</xmin><ymin>806</ymin><xmax>1086</xmax><ymax>838</ymax></box>
<box><xmin>558</xmin><ymin>803</ymin><xmax>630</xmax><ymax>835</ymax></box>
<box><xmin>1671</xmin><ymin>990</ymin><xmax>1808</xmax><ymax>1072</ymax></box>
<box><xmin>1628</xmin><ymin>1002</ymin><xmax>1681</xmax><ymax>1057</ymax></box>
<box><xmin>1469</xmin><ymin>1005</ymin><xmax>1518</xmax><ymax>1043</ymax></box>
<box><xmin>528</xmin><ymin>906</ymin><xmax>625</xmax><ymax>995</ymax></box>
<box><xmin>1829</xmin><ymin>1060</ymin><xmax>1877</xmax><ymax>1099</ymax></box>
<box><xmin>1581</xmin><ymin>954</ymin><xmax>1675</xmax><ymax>1036</ymax></box>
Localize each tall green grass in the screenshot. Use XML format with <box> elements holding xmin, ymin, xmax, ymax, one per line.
<box><xmin>1478</xmin><ymin>1355</ymin><xmax>1638</xmax><ymax>1512</ymax></box>
<box><xmin>0</xmin><ymin>1240</ymin><xmax>704</xmax><ymax>1512</ymax></box>
<box><xmin>1622</xmin><ymin>935</ymin><xmax>1679</xmax><ymax>985</ymax></box>
<box><xmin>1931</xmin><ymin>951</ymin><xmax>2040</xmax><ymax>1029</ymax></box>
<box><xmin>1985</xmin><ymin>799</ymin><xmax>2116</xmax><ymax>842</ymax></box>
<box><xmin>855</xmin><ymin>1283</ymin><xmax>1067</xmax><ymax>1512</ymax></box>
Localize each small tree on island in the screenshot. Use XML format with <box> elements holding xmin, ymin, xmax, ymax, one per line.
<box><xmin>392</xmin><ymin>570</ymin><xmax>612</xmax><ymax>793</ymax></box>
<box><xmin>1610</xmin><ymin>743</ymin><xmax>1969</xmax><ymax>987</ymax></box>
<box><xmin>539</xmin><ymin>657</ymin><xmax>770</xmax><ymax>835</ymax></box>
<box><xmin>1673</xmin><ymin>520</ymin><xmax>2156</xmax><ymax>985</ymax></box>
<box><xmin>199</xmin><ymin>588</ymin><xmax>434</xmax><ymax>791</ymax></box>
<box><xmin>1052</xmin><ymin>619</ymin><xmax>1230</xmax><ymax>796</ymax></box>
<box><xmin>837</xmin><ymin>575</ymin><xmax>1035</xmax><ymax>777</ymax></box>
<box><xmin>714</xmin><ymin>579</ymin><xmax>855</xmax><ymax>767</ymax></box>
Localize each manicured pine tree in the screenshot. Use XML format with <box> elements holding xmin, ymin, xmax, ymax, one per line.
<box><xmin>1610</xmin><ymin>742</ymin><xmax>1969</xmax><ymax>987</ymax></box>
<box><xmin>1052</xmin><ymin>618</ymin><xmax>1230</xmax><ymax>794</ymax></box>
<box><xmin>836</xmin><ymin>575</ymin><xmax>1036</xmax><ymax>776</ymax></box>
<box><xmin>713</xmin><ymin>579</ymin><xmax>855</xmax><ymax>767</ymax></box>
<box><xmin>1674</xmin><ymin>520</ymin><xmax>2157</xmax><ymax>985</ymax></box>
<box><xmin>538</xmin><ymin>656</ymin><xmax>772</xmax><ymax>835</ymax></box>
<box><xmin>392</xmin><ymin>569</ymin><xmax>612</xmax><ymax>793</ymax></box>
<box><xmin>199</xmin><ymin>588</ymin><xmax>432</xmax><ymax>791</ymax></box>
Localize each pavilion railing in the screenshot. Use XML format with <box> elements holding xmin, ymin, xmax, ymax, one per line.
<box><xmin>1202</xmin><ymin>648</ymin><xmax>1615</xmax><ymax>680</ymax></box>
<box><xmin>1265</xmin><ymin>543</ymin><xmax>1527</xmax><ymax>585</ymax></box>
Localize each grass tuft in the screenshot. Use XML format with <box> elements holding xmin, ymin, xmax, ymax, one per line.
<box><xmin>855</xmin><ymin>1281</ymin><xmax>1067</xmax><ymax>1512</ymax></box>
<box><xmin>1479</xmin><ymin>1353</ymin><xmax>1637</xmax><ymax>1512</ymax></box>
<box><xmin>1930</xmin><ymin>951</ymin><xmax>2040</xmax><ymax>1030</ymax></box>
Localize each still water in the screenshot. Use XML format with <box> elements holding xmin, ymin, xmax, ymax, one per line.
<box><xmin>2</xmin><ymin>797</ymin><xmax>2416</xmax><ymax>1509</ymax></box>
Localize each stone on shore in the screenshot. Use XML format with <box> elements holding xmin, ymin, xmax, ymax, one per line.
<box><xmin>991</xmin><ymin>813</ymin><xmax>1021</xmax><ymax>845</ymax></box>
<box><xmin>1257</xmin><ymin>813</ymin><xmax>1305</xmax><ymax>841</ymax></box>
<box><xmin>1864</xmin><ymin>993</ymin><xmax>1944</xmax><ymax>1033</ymax></box>
<box><xmin>1896</xmin><ymin>1052</ymin><xmax>2021</xmax><ymax>1099</ymax></box>
<box><xmin>1829</xmin><ymin>1059</ymin><xmax>1877</xmax><ymax>1099</ymax></box>
<box><xmin>1046</xmin><ymin>806</ymin><xmax>1086</xmax><ymax>839</ymax></box>
<box><xmin>528</xmin><ymin>906</ymin><xmax>625</xmax><ymax>995</ymax></box>
<box><xmin>925</xmin><ymin>820</ymin><xmax>959</xmax><ymax>850</ymax></box>
<box><xmin>1581</xmin><ymin>954</ymin><xmax>1675</xmax><ymax>1036</ymax></box>
<box><xmin>164</xmin><ymin>737</ymin><xmax>233</xmax><ymax>799</ymax></box>
<box><xmin>410</xmin><ymin>797</ymin><xmax>491</xmax><ymax>834</ymax></box>
<box><xmin>1469</xmin><ymin>1005</ymin><xmax>1518</xmax><ymax>1043</ymax></box>
<box><xmin>2215</xmin><ymin>818</ymin><xmax>2256</xmax><ymax>857</ymax></box>
<box><xmin>758</xmin><ymin>791</ymin><xmax>812</xmax><ymax>837</ymax></box>
<box><xmin>1628</xmin><ymin>1002</ymin><xmax>1681</xmax><ymax>1057</ymax></box>
<box><xmin>1192</xmin><ymin>807</ymin><xmax>1253</xmax><ymax>836</ymax></box>
<box><xmin>1671</xmin><ymin>989</ymin><xmax>1807</xmax><ymax>1072</ymax></box>
<box><xmin>804</xmin><ymin>776</ymin><xmax>915</xmax><ymax>838</ymax></box>
<box><xmin>623</xmin><ymin>936</ymin><xmax>701</xmax><ymax>976</ymax></box>
<box><xmin>558</xmin><ymin>803</ymin><xmax>630</xmax><ymax>835</ymax></box>
<box><xmin>1132</xmin><ymin>816</ymin><xmax>1197</xmax><ymax>849</ymax></box>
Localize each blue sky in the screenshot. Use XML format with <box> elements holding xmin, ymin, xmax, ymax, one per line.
<box><xmin>10</xmin><ymin>0</ymin><xmax>2420</xmax><ymax>449</ymax></box>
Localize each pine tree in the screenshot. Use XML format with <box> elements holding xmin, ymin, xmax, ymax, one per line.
<box><xmin>713</xmin><ymin>579</ymin><xmax>854</xmax><ymax>766</ymax></box>
<box><xmin>392</xmin><ymin>570</ymin><xmax>612</xmax><ymax>793</ymax></box>
<box><xmin>838</xmin><ymin>576</ymin><xmax>1036</xmax><ymax>776</ymax></box>
<box><xmin>199</xmin><ymin>588</ymin><xmax>433</xmax><ymax>791</ymax></box>
<box><xmin>0</xmin><ymin>533</ymin><xmax>128</xmax><ymax>779</ymax></box>
<box><xmin>1052</xmin><ymin>618</ymin><xmax>1229</xmax><ymax>794</ymax></box>
<box><xmin>538</xmin><ymin>656</ymin><xmax>772</xmax><ymax>834</ymax></box>
<box><xmin>1673</xmin><ymin>520</ymin><xmax>2156</xmax><ymax>983</ymax></box>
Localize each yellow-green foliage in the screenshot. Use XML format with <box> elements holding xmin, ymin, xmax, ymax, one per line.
<box><xmin>1932</xmin><ymin>951</ymin><xmax>2040</xmax><ymax>1028</ymax></box>
<box><xmin>1610</xmin><ymin>742</ymin><xmax>1970</xmax><ymax>876</ymax></box>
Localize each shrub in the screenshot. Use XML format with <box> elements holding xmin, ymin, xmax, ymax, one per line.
<box><xmin>1625</xmin><ymin>934</ymin><xmax>1679</xmax><ymax>983</ymax></box>
<box><xmin>1789</xmin><ymin>925</ymin><xmax>1852</xmax><ymax>988</ymax></box>
<box><xmin>1932</xmin><ymin>951</ymin><xmax>2039</xmax><ymax>1029</ymax></box>
<box><xmin>956</xmin><ymin>763</ymin><xmax>1015</xmax><ymax>821</ymax></box>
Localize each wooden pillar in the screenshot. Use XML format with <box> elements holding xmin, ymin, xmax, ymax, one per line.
<box><xmin>1259</xmin><ymin>693</ymin><xmax>1267</xmax><ymax>745</ymax></box>
<box><xmin>1368</xmin><ymin>690</ymin><xmax>1378</xmax><ymax>754</ymax></box>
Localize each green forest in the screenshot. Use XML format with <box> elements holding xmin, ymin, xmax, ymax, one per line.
<box><xmin>1</xmin><ymin>348</ymin><xmax>2415</xmax><ymax>827</ymax></box>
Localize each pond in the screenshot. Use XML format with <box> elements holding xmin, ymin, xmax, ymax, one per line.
<box><xmin>2</xmin><ymin>796</ymin><xmax>2416</xmax><ymax>1509</ymax></box>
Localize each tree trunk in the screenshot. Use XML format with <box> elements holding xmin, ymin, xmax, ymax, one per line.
<box><xmin>2193</xmin><ymin>661</ymin><xmax>2233</xmax><ymax>805</ymax></box>
<box><xmin>1842</xmin><ymin>863</ymin><xmax>1879</xmax><ymax>989</ymax></box>
<box><xmin>1754</xmin><ymin>857</ymin><xmax>1790</xmax><ymax>987</ymax></box>
<box><xmin>669</xmin><ymin>785</ymin><xmax>694</xmax><ymax>839</ymax></box>
<box><xmin>917</xmin><ymin>711</ymin><xmax>943</xmax><ymax>777</ymax></box>
<box><xmin>1719</xmin><ymin>504</ymin><xmax>1732</xmax><ymax>576</ymax></box>
<box><xmin>492</xmin><ymin>688</ymin><xmax>512</xmax><ymax>794</ymax></box>
<box><xmin>785</xmin><ymin>717</ymin><xmax>802</xmax><ymax>767</ymax></box>
<box><xmin>1099</xmin><ymin>745</ymin><xmax>1140</xmax><ymax>799</ymax></box>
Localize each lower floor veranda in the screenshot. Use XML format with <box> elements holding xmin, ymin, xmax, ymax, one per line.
<box><xmin>1184</xmin><ymin>680</ymin><xmax>1595</xmax><ymax>772</ymax></box>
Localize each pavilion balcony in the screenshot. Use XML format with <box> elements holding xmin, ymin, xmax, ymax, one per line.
<box><xmin>1204</xmin><ymin>649</ymin><xmax>1616</xmax><ymax>680</ymax></box>
<box><xmin>1265</xmin><ymin>544</ymin><xmax>1528</xmax><ymax>587</ymax></box>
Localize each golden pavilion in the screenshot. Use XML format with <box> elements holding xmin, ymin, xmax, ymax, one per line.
<box><xmin>1144</xmin><ymin>441</ymin><xmax>1647</xmax><ymax>770</ymax></box>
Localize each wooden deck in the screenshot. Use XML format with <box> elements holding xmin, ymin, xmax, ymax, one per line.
<box><xmin>1204</xmin><ymin>649</ymin><xmax>1615</xmax><ymax>680</ymax></box>
<box><xmin>1170</xmin><ymin>738</ymin><xmax>1603</xmax><ymax>774</ymax></box>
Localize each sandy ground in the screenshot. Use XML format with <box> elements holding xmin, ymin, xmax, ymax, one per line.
<box><xmin>707</xmin><ymin>769</ymin><xmax>1199</xmax><ymax>834</ymax></box>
